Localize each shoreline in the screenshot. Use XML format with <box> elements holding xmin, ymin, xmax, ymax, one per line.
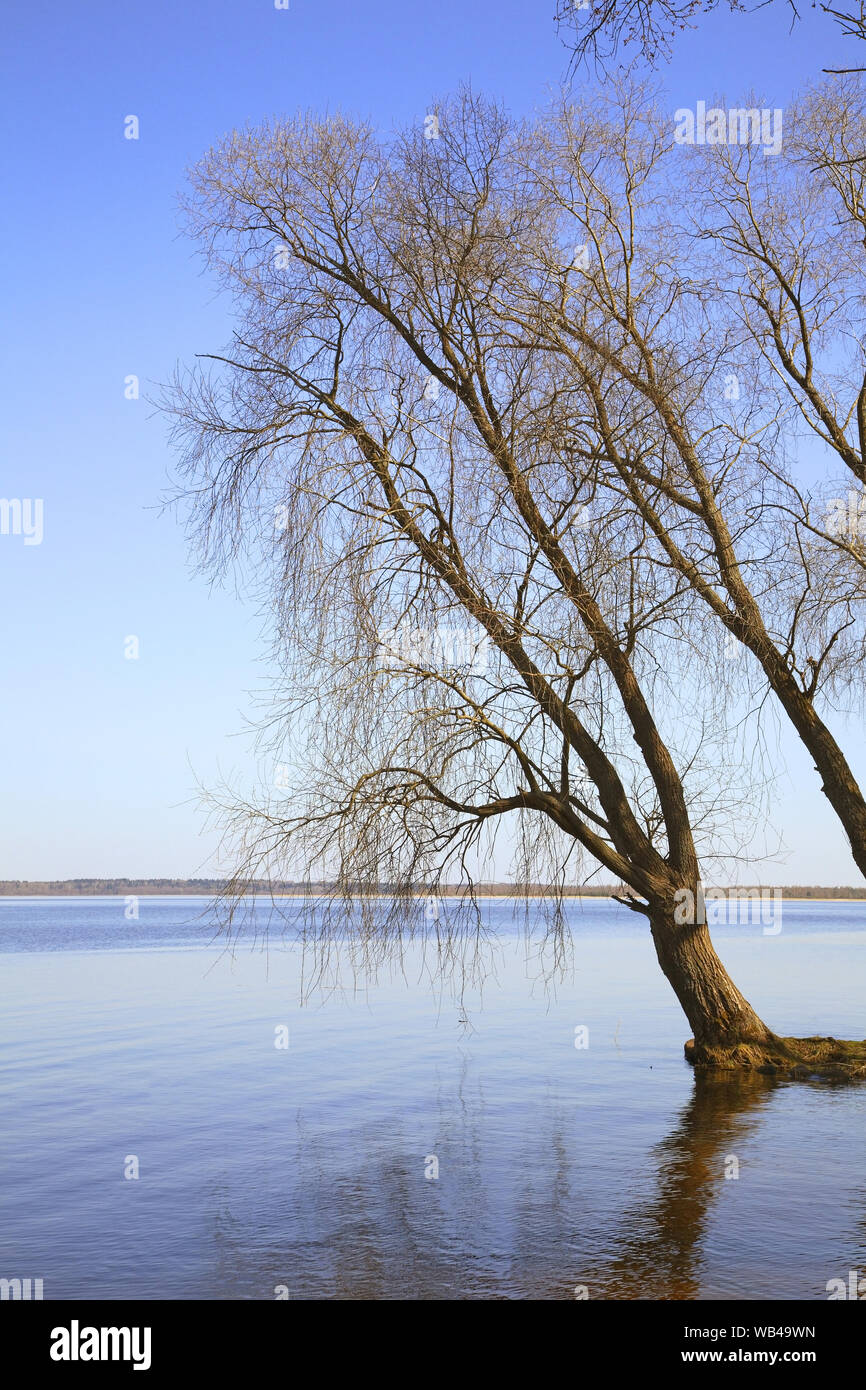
<box><xmin>0</xmin><ymin>892</ymin><xmax>865</xmax><ymax>904</ymax></box>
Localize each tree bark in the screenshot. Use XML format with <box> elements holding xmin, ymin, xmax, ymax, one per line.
<box><xmin>648</xmin><ymin>909</ymin><xmax>790</xmax><ymax>1068</ymax></box>
<box><xmin>762</xmin><ymin>661</ymin><xmax>866</xmax><ymax>884</ymax></box>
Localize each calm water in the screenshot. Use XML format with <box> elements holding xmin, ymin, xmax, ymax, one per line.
<box><xmin>0</xmin><ymin>895</ymin><xmax>864</xmax><ymax>1300</ymax></box>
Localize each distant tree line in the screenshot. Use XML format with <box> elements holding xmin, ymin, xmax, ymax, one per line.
<box><xmin>1</xmin><ymin>880</ymin><xmax>864</xmax><ymax>898</ymax></box>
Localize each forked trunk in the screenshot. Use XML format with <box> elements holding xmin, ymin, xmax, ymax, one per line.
<box><xmin>648</xmin><ymin>909</ymin><xmax>793</xmax><ymax>1069</ymax></box>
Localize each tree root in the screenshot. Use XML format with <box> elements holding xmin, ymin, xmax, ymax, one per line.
<box><xmin>684</xmin><ymin>1034</ymin><xmax>866</xmax><ymax>1080</ymax></box>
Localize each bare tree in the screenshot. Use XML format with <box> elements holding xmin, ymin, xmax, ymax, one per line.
<box><xmin>483</xmin><ymin>78</ymin><xmax>866</xmax><ymax>889</ymax></box>
<box><xmin>556</xmin><ymin>0</ymin><xmax>745</xmax><ymax>69</ymax></box>
<box><xmin>555</xmin><ymin>0</ymin><xmax>865</xmax><ymax>73</ymax></box>
<box><xmin>166</xmin><ymin>88</ymin><xmax>863</xmax><ymax>1072</ymax></box>
<box><xmin>822</xmin><ymin>3</ymin><xmax>866</xmax><ymax>71</ymax></box>
<box><xmin>695</xmin><ymin>79</ymin><xmax>866</xmax><ymax>491</ymax></box>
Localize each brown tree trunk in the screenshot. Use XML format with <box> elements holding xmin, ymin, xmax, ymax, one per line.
<box><xmin>762</xmin><ymin>653</ymin><xmax>866</xmax><ymax>883</ymax></box>
<box><xmin>648</xmin><ymin>909</ymin><xmax>796</xmax><ymax>1069</ymax></box>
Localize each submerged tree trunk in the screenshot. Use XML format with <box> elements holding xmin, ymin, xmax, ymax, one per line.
<box><xmin>648</xmin><ymin>909</ymin><xmax>792</xmax><ymax>1069</ymax></box>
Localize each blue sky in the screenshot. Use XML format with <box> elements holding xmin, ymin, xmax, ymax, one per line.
<box><xmin>1</xmin><ymin>0</ymin><xmax>862</xmax><ymax>883</ymax></box>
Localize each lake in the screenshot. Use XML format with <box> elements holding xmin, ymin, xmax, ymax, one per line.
<box><xmin>0</xmin><ymin>895</ymin><xmax>864</xmax><ymax>1300</ymax></box>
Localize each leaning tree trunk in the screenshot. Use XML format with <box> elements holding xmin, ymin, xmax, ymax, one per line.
<box><xmin>648</xmin><ymin>909</ymin><xmax>796</xmax><ymax>1070</ymax></box>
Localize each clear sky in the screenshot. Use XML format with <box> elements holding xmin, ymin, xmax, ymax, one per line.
<box><xmin>1</xmin><ymin>0</ymin><xmax>862</xmax><ymax>884</ymax></box>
